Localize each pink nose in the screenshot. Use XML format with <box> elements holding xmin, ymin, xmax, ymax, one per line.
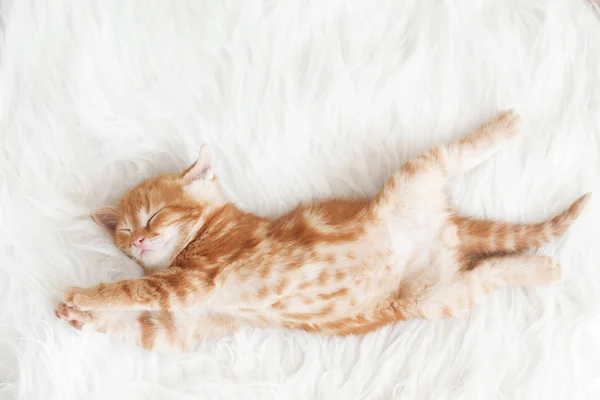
<box><xmin>133</xmin><ymin>237</ymin><xmax>145</xmax><ymax>248</ymax></box>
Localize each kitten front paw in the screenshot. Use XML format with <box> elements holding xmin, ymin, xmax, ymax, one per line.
<box><xmin>55</xmin><ymin>302</ymin><xmax>99</xmax><ymax>331</ymax></box>
<box><xmin>63</xmin><ymin>286</ymin><xmax>96</xmax><ymax>310</ymax></box>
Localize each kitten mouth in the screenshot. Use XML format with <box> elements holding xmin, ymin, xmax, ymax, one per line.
<box><xmin>138</xmin><ymin>248</ymin><xmax>154</xmax><ymax>257</ymax></box>
<box><xmin>135</xmin><ymin>237</ymin><xmax>170</xmax><ymax>259</ymax></box>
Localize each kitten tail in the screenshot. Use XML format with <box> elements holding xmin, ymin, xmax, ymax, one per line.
<box><xmin>454</xmin><ymin>193</ymin><xmax>592</xmax><ymax>257</ymax></box>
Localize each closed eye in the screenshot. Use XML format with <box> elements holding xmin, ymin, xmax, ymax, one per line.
<box><xmin>147</xmin><ymin>208</ymin><xmax>164</xmax><ymax>226</ymax></box>
<box><xmin>119</xmin><ymin>228</ymin><xmax>132</xmax><ymax>233</ymax></box>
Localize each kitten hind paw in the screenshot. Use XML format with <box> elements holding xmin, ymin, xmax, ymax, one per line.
<box><xmin>540</xmin><ymin>257</ymin><xmax>562</xmax><ymax>283</ymax></box>
<box><xmin>488</xmin><ymin>109</ymin><xmax>521</xmax><ymax>140</ymax></box>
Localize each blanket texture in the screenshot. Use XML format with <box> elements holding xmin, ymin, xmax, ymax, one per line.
<box><xmin>1</xmin><ymin>1</ymin><xmax>600</xmax><ymax>399</ymax></box>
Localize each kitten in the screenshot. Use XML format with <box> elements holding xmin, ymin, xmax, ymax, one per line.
<box><xmin>55</xmin><ymin>110</ymin><xmax>590</xmax><ymax>351</ymax></box>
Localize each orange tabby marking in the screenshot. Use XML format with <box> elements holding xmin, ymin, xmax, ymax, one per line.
<box><xmin>55</xmin><ymin>110</ymin><xmax>591</xmax><ymax>351</ymax></box>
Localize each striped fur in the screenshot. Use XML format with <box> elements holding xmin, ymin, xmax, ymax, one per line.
<box><xmin>454</xmin><ymin>194</ymin><xmax>591</xmax><ymax>267</ymax></box>
<box><xmin>55</xmin><ymin>110</ymin><xmax>591</xmax><ymax>351</ymax></box>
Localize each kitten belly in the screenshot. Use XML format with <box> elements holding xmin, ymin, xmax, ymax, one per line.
<box><xmin>214</xmin><ymin>223</ymin><xmax>439</xmax><ymax>322</ymax></box>
<box><xmin>386</xmin><ymin>209</ymin><xmax>450</xmax><ymax>274</ymax></box>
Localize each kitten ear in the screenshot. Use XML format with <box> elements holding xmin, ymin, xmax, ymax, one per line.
<box><xmin>182</xmin><ymin>144</ymin><xmax>215</xmax><ymax>183</ymax></box>
<box><xmin>91</xmin><ymin>206</ymin><xmax>119</xmax><ymax>237</ymax></box>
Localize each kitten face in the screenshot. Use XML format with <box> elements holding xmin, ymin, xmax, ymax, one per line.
<box><xmin>92</xmin><ymin>145</ymin><xmax>226</xmax><ymax>271</ymax></box>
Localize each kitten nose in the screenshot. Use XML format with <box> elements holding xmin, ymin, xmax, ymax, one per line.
<box><xmin>133</xmin><ymin>237</ymin><xmax>145</xmax><ymax>247</ymax></box>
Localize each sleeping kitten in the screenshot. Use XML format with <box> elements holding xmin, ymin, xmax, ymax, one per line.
<box><xmin>55</xmin><ymin>110</ymin><xmax>590</xmax><ymax>351</ymax></box>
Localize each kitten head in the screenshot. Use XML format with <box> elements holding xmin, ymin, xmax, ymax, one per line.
<box><xmin>91</xmin><ymin>145</ymin><xmax>227</xmax><ymax>271</ymax></box>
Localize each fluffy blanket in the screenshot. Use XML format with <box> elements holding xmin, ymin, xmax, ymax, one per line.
<box><xmin>1</xmin><ymin>1</ymin><xmax>600</xmax><ymax>399</ymax></box>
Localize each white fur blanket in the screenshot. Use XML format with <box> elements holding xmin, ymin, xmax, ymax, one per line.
<box><xmin>1</xmin><ymin>1</ymin><xmax>600</xmax><ymax>399</ymax></box>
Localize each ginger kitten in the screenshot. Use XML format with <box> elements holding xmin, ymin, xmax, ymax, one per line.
<box><xmin>55</xmin><ymin>110</ymin><xmax>590</xmax><ymax>351</ymax></box>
